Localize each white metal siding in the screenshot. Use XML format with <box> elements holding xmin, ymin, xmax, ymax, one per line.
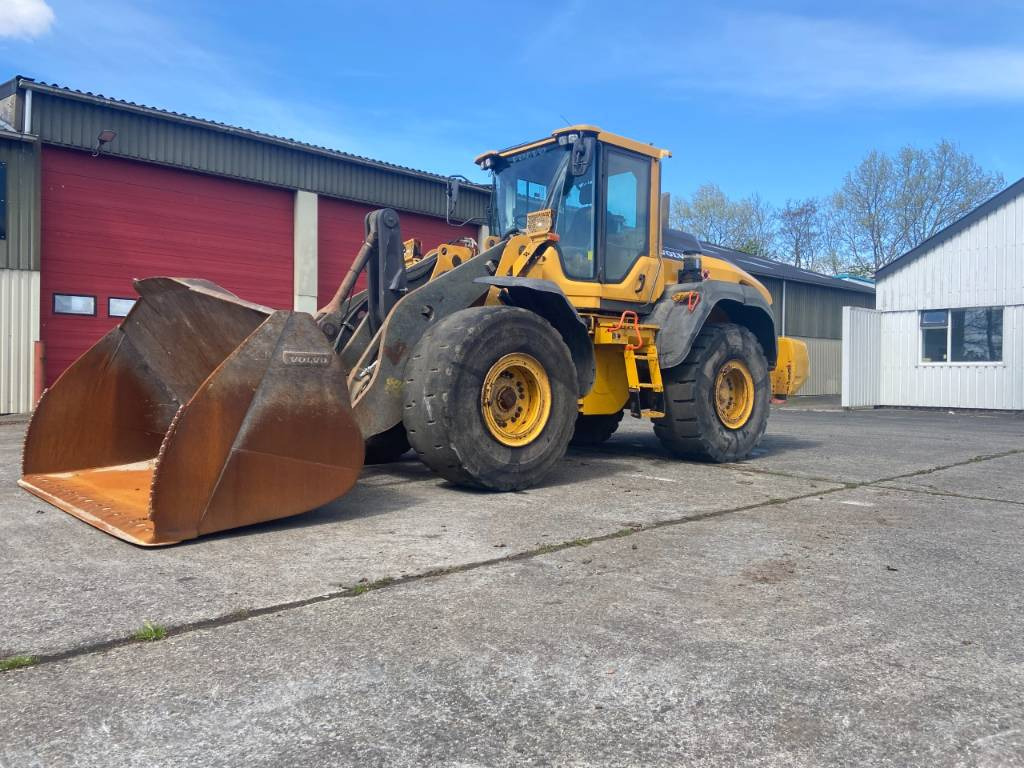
<box><xmin>877</xmin><ymin>191</ymin><xmax>1024</xmax><ymax>311</ymax></box>
<box><xmin>842</xmin><ymin>307</ymin><xmax>881</xmax><ymax>408</ymax></box>
<box><xmin>0</xmin><ymin>269</ymin><xmax>40</xmax><ymax>414</ymax></box>
<box><xmin>793</xmin><ymin>337</ymin><xmax>841</xmax><ymax>396</ymax></box>
<box><xmin>877</xmin><ymin>306</ymin><xmax>1023</xmax><ymax>409</ymax></box>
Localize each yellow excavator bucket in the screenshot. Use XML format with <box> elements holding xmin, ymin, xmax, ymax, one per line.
<box><xmin>20</xmin><ymin>277</ymin><xmax>364</xmax><ymax>546</ymax></box>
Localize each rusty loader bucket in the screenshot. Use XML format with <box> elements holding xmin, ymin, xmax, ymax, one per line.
<box><xmin>20</xmin><ymin>278</ymin><xmax>364</xmax><ymax>546</ymax></box>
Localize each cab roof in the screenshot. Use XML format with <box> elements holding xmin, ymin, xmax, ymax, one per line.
<box><xmin>475</xmin><ymin>125</ymin><xmax>671</xmax><ymax>167</ymax></box>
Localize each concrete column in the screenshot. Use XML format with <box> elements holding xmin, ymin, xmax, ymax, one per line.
<box><xmin>478</xmin><ymin>223</ymin><xmax>490</xmax><ymax>247</ymax></box>
<box><xmin>293</xmin><ymin>190</ymin><xmax>319</xmax><ymax>313</ymax></box>
<box><xmin>0</xmin><ymin>268</ymin><xmax>40</xmax><ymax>413</ymax></box>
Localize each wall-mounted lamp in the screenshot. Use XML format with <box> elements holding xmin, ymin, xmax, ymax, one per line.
<box><xmin>92</xmin><ymin>129</ymin><xmax>117</xmax><ymax>157</ymax></box>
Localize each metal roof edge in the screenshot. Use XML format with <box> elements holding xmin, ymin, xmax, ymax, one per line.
<box><xmin>15</xmin><ymin>77</ymin><xmax>490</xmax><ymax>195</ymax></box>
<box><xmin>876</xmin><ymin>175</ymin><xmax>1024</xmax><ymax>280</ymax></box>
<box><xmin>663</xmin><ymin>228</ymin><xmax>875</xmax><ymax>294</ymax></box>
<box><xmin>0</xmin><ymin>127</ymin><xmax>36</xmax><ymax>144</ymax></box>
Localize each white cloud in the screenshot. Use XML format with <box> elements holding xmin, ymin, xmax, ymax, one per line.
<box><xmin>517</xmin><ymin>7</ymin><xmax>1024</xmax><ymax>106</ymax></box>
<box><xmin>681</xmin><ymin>12</ymin><xmax>1024</xmax><ymax>104</ymax></box>
<box><xmin>0</xmin><ymin>0</ymin><xmax>55</xmax><ymax>40</ymax></box>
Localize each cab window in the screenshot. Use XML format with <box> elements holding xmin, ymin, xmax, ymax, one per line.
<box><xmin>555</xmin><ymin>173</ymin><xmax>596</xmax><ymax>280</ymax></box>
<box><xmin>603</xmin><ymin>150</ymin><xmax>650</xmax><ymax>283</ymax></box>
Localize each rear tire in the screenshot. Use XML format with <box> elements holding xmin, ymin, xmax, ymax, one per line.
<box><xmin>403</xmin><ymin>306</ymin><xmax>578</xmax><ymax>490</ymax></box>
<box><xmin>363</xmin><ymin>423</ymin><xmax>410</xmax><ymax>464</ymax></box>
<box><xmin>653</xmin><ymin>323</ymin><xmax>769</xmax><ymax>462</ymax></box>
<box><xmin>570</xmin><ymin>411</ymin><xmax>624</xmax><ymax>446</ymax></box>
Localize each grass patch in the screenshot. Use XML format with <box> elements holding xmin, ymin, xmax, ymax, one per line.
<box><xmin>533</xmin><ymin>543</ymin><xmax>562</xmax><ymax>555</ymax></box>
<box><xmin>350</xmin><ymin>576</ymin><xmax>395</xmax><ymax>596</ymax></box>
<box><xmin>0</xmin><ymin>654</ymin><xmax>37</xmax><ymax>672</ymax></box>
<box><xmin>609</xmin><ymin>527</ymin><xmax>638</xmax><ymax>538</ymax></box>
<box><xmin>133</xmin><ymin>621</ymin><xmax>168</xmax><ymax>642</ymax></box>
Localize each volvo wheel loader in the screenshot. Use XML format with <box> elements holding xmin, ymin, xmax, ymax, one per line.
<box><xmin>20</xmin><ymin>126</ymin><xmax>808</xmax><ymax>546</ymax></box>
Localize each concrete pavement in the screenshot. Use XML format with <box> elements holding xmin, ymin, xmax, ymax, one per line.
<box><xmin>1</xmin><ymin>406</ymin><xmax>1022</xmax><ymax>766</ymax></box>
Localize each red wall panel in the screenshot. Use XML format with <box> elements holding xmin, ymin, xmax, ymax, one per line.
<box><xmin>317</xmin><ymin>197</ymin><xmax>479</xmax><ymax>306</ymax></box>
<box><xmin>40</xmin><ymin>147</ymin><xmax>294</xmax><ymax>384</ymax></box>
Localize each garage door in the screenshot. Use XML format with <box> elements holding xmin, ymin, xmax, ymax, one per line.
<box><xmin>318</xmin><ymin>196</ymin><xmax>479</xmax><ymax>306</ymax></box>
<box><xmin>40</xmin><ymin>147</ymin><xmax>294</xmax><ymax>384</ymax></box>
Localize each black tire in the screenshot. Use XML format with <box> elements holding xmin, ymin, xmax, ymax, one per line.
<box><xmin>363</xmin><ymin>423</ymin><xmax>411</xmax><ymax>464</ymax></box>
<box><xmin>402</xmin><ymin>306</ymin><xmax>578</xmax><ymax>490</ymax></box>
<box><xmin>570</xmin><ymin>411</ymin><xmax>624</xmax><ymax>446</ymax></box>
<box><xmin>653</xmin><ymin>323</ymin><xmax>770</xmax><ymax>462</ymax></box>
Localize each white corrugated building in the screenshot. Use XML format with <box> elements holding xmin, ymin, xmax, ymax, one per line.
<box><xmin>843</xmin><ymin>177</ymin><xmax>1024</xmax><ymax>410</ymax></box>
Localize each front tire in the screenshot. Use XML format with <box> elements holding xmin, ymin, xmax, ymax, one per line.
<box><xmin>653</xmin><ymin>323</ymin><xmax>770</xmax><ymax>462</ymax></box>
<box><xmin>403</xmin><ymin>307</ymin><xmax>578</xmax><ymax>490</ymax></box>
<box><xmin>570</xmin><ymin>411</ymin><xmax>624</xmax><ymax>446</ymax></box>
<box><xmin>363</xmin><ymin>423</ymin><xmax>411</xmax><ymax>464</ymax></box>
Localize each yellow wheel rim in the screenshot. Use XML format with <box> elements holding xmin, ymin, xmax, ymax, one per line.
<box><xmin>714</xmin><ymin>359</ymin><xmax>754</xmax><ymax>429</ymax></box>
<box><xmin>481</xmin><ymin>353</ymin><xmax>551</xmax><ymax>447</ymax></box>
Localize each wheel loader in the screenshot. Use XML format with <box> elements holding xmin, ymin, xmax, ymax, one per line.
<box><xmin>20</xmin><ymin>126</ymin><xmax>809</xmax><ymax>546</ymax></box>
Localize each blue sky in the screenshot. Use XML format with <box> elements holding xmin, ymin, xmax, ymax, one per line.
<box><xmin>3</xmin><ymin>0</ymin><xmax>1024</xmax><ymax>205</ymax></box>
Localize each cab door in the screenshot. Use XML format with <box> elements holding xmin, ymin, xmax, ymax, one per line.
<box><xmin>595</xmin><ymin>146</ymin><xmax>662</xmax><ymax>305</ymax></box>
<box><xmin>536</xmin><ymin>142</ymin><xmax>663</xmax><ymax>310</ymax></box>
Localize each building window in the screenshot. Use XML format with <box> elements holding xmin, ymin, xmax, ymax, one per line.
<box><xmin>53</xmin><ymin>293</ymin><xmax>96</xmax><ymax>316</ymax></box>
<box><xmin>920</xmin><ymin>308</ymin><xmax>1003</xmax><ymax>363</ymax></box>
<box><xmin>0</xmin><ymin>161</ymin><xmax>7</xmax><ymax>241</ymax></box>
<box><xmin>108</xmin><ymin>297</ymin><xmax>137</xmax><ymax>317</ymax></box>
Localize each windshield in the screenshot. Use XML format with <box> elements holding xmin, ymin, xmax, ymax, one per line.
<box><xmin>493</xmin><ymin>143</ymin><xmax>597</xmax><ymax>280</ymax></box>
<box><xmin>493</xmin><ymin>144</ymin><xmax>567</xmax><ymax>237</ymax></box>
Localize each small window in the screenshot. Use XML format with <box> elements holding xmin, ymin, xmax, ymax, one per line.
<box><xmin>920</xmin><ymin>310</ymin><xmax>949</xmax><ymax>362</ymax></box>
<box><xmin>920</xmin><ymin>307</ymin><xmax>1003</xmax><ymax>363</ymax></box>
<box><xmin>108</xmin><ymin>297</ymin><xmax>137</xmax><ymax>317</ymax></box>
<box><xmin>53</xmin><ymin>293</ymin><xmax>96</xmax><ymax>316</ymax></box>
<box><xmin>603</xmin><ymin>150</ymin><xmax>651</xmax><ymax>283</ymax></box>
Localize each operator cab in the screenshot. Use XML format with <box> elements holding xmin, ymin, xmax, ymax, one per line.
<box><xmin>476</xmin><ymin>126</ymin><xmax>670</xmax><ymax>311</ymax></box>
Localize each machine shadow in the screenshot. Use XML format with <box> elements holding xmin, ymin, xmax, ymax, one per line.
<box><xmin>197</xmin><ymin>424</ymin><xmax>824</xmax><ymax>544</ymax></box>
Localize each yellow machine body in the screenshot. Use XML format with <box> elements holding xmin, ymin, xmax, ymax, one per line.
<box><xmin>22</xmin><ymin>125</ymin><xmax>809</xmax><ymax>546</ymax></box>
<box><xmin>478</xmin><ymin>125</ymin><xmax>808</xmax><ymax>415</ymax></box>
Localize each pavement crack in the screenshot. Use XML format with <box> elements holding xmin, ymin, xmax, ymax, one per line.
<box><xmin>1</xmin><ymin>484</ymin><xmax>844</xmax><ymax>674</ymax></box>
<box><xmin>876</xmin><ymin>484</ymin><xmax>1024</xmax><ymax>508</ymax></box>
<box><xmin>6</xmin><ymin>446</ymin><xmax>1021</xmax><ymax>676</ymax></box>
<box><xmin>720</xmin><ymin>447</ymin><xmax>1024</xmax><ymax>490</ymax></box>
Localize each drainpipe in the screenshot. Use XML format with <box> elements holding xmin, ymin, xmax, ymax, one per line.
<box><xmin>22</xmin><ymin>86</ymin><xmax>33</xmax><ymax>134</ymax></box>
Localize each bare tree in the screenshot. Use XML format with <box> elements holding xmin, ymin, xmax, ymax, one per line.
<box><xmin>777</xmin><ymin>198</ymin><xmax>820</xmax><ymax>269</ymax></box>
<box><xmin>894</xmin><ymin>141</ymin><xmax>1004</xmax><ymax>247</ymax></box>
<box><xmin>669</xmin><ymin>140</ymin><xmax>1002</xmax><ymax>277</ymax></box>
<box><xmin>732</xmin><ymin>193</ymin><xmax>777</xmax><ymax>258</ymax></box>
<box><xmin>670</xmin><ymin>183</ymin><xmax>733</xmax><ymax>244</ymax></box>
<box><xmin>670</xmin><ymin>183</ymin><xmax>777</xmax><ymax>257</ymax></box>
<box><xmin>827</xmin><ymin>141</ymin><xmax>1003</xmax><ymax>273</ymax></box>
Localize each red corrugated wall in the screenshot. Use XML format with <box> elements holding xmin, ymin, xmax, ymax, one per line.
<box><xmin>317</xmin><ymin>197</ymin><xmax>479</xmax><ymax>306</ymax></box>
<box><xmin>40</xmin><ymin>147</ymin><xmax>294</xmax><ymax>384</ymax></box>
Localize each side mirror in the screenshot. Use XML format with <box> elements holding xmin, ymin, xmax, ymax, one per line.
<box><xmin>571</xmin><ymin>136</ymin><xmax>595</xmax><ymax>177</ymax></box>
